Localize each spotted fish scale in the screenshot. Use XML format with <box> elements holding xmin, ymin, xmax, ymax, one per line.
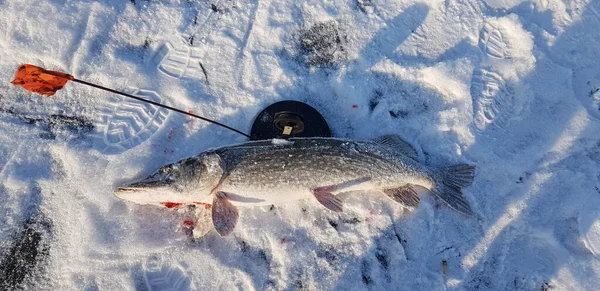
<box><xmin>216</xmin><ymin>138</ymin><xmax>433</xmax><ymax>205</ymax></box>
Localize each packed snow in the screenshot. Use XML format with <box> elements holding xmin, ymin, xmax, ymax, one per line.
<box><xmin>1</xmin><ymin>0</ymin><xmax>600</xmax><ymax>290</ymax></box>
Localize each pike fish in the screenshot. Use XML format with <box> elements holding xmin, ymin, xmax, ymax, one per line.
<box><xmin>115</xmin><ymin>135</ymin><xmax>475</xmax><ymax>236</ymax></box>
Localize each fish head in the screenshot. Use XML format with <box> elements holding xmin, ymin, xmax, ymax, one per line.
<box><xmin>115</xmin><ymin>153</ymin><xmax>224</xmax><ymax>205</ymax></box>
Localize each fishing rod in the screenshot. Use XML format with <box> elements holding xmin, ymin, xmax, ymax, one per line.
<box><xmin>11</xmin><ymin>64</ymin><xmax>251</xmax><ymax>139</ymax></box>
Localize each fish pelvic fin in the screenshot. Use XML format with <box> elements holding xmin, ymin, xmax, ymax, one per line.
<box><xmin>432</xmin><ymin>164</ymin><xmax>475</xmax><ymax>215</ymax></box>
<box><xmin>312</xmin><ymin>187</ymin><xmax>343</xmax><ymax>212</ymax></box>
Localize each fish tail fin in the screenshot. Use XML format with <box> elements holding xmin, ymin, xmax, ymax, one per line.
<box><xmin>432</xmin><ymin>164</ymin><xmax>475</xmax><ymax>215</ymax></box>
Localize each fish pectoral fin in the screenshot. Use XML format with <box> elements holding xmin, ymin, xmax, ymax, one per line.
<box><xmin>383</xmin><ymin>185</ymin><xmax>420</xmax><ymax>208</ymax></box>
<box><xmin>212</xmin><ymin>192</ymin><xmax>239</xmax><ymax>237</ymax></box>
<box><xmin>313</xmin><ymin>187</ymin><xmax>343</xmax><ymax>212</ymax></box>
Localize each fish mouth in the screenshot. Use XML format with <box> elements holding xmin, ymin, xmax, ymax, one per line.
<box><xmin>115</xmin><ymin>179</ymin><xmax>173</xmax><ymax>195</ymax></box>
<box><xmin>115</xmin><ymin>186</ymin><xmax>143</xmax><ymax>194</ymax></box>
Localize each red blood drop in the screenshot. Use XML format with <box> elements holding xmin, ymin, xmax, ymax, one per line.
<box><xmin>280</xmin><ymin>238</ymin><xmax>286</xmax><ymax>244</ymax></box>
<box><xmin>193</xmin><ymin>202</ymin><xmax>212</xmax><ymax>209</ymax></box>
<box><xmin>366</xmin><ymin>210</ymin><xmax>375</xmax><ymax>223</ymax></box>
<box><xmin>187</xmin><ymin>110</ymin><xmax>195</xmax><ymax>124</ymax></box>
<box><xmin>182</xmin><ymin>220</ymin><xmax>195</xmax><ymax>228</ymax></box>
<box><xmin>352</xmin><ymin>104</ymin><xmax>358</xmax><ymax>108</ymax></box>
<box><xmin>160</xmin><ymin>202</ymin><xmax>183</xmax><ymax>209</ymax></box>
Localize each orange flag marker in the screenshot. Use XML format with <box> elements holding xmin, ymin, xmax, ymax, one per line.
<box><xmin>11</xmin><ymin>64</ymin><xmax>74</xmax><ymax>97</ymax></box>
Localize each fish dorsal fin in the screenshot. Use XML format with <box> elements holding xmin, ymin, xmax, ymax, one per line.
<box><xmin>372</xmin><ymin>134</ymin><xmax>419</xmax><ymax>161</ymax></box>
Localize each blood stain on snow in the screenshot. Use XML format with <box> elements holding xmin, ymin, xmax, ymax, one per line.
<box><xmin>352</xmin><ymin>104</ymin><xmax>359</xmax><ymax>108</ymax></box>
<box><xmin>182</xmin><ymin>220</ymin><xmax>195</xmax><ymax>228</ymax></box>
<box><xmin>161</xmin><ymin>202</ymin><xmax>184</xmax><ymax>209</ymax></box>
<box><xmin>365</xmin><ymin>210</ymin><xmax>375</xmax><ymax>223</ymax></box>
<box><xmin>193</xmin><ymin>202</ymin><xmax>211</xmax><ymax>209</ymax></box>
<box><xmin>186</xmin><ymin>110</ymin><xmax>195</xmax><ymax>125</ymax></box>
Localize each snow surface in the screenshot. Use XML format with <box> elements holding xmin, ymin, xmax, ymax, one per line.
<box><xmin>1</xmin><ymin>0</ymin><xmax>600</xmax><ymax>290</ymax></box>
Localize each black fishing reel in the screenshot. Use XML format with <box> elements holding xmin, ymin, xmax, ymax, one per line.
<box><xmin>250</xmin><ymin>101</ymin><xmax>331</xmax><ymax>140</ymax></box>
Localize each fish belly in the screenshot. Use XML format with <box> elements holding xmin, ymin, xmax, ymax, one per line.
<box><xmin>219</xmin><ymin>170</ymin><xmax>387</xmax><ymax>207</ymax></box>
<box><xmin>220</xmin><ymin>186</ymin><xmax>316</xmax><ymax>206</ymax></box>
